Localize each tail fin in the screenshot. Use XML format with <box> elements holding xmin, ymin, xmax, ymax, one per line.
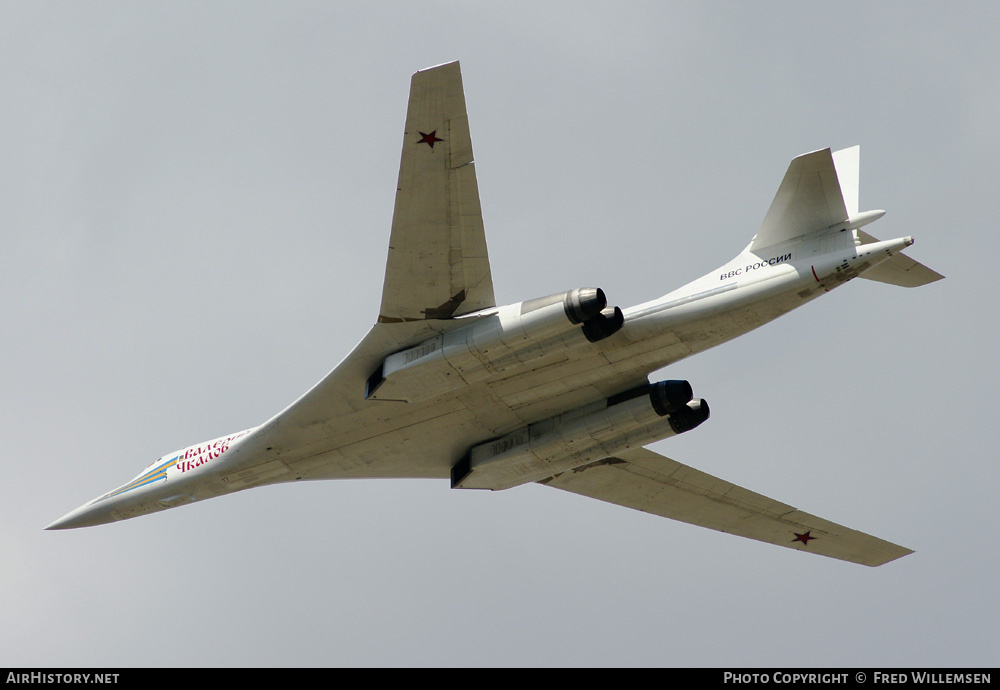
<box><xmin>751</xmin><ymin>146</ymin><xmax>943</xmax><ymax>287</ymax></box>
<box><xmin>832</xmin><ymin>145</ymin><xmax>860</xmax><ymax>217</ymax></box>
<box><xmin>751</xmin><ymin>147</ymin><xmax>850</xmax><ymax>251</ymax></box>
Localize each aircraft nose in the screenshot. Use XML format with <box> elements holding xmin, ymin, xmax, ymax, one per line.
<box><xmin>45</xmin><ymin>500</ymin><xmax>116</xmax><ymax>530</ymax></box>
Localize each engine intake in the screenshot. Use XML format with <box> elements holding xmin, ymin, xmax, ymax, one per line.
<box><xmin>648</xmin><ymin>380</ymin><xmax>694</xmax><ymax>416</ymax></box>
<box><xmin>581</xmin><ymin>306</ymin><xmax>625</xmax><ymax>343</ymax></box>
<box><xmin>668</xmin><ymin>398</ymin><xmax>709</xmax><ymax>434</ymax></box>
<box><xmin>563</xmin><ymin>287</ymin><xmax>607</xmax><ymax>324</ymax></box>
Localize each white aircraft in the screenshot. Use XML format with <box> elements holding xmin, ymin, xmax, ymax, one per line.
<box><xmin>47</xmin><ymin>62</ymin><xmax>942</xmax><ymax>566</ymax></box>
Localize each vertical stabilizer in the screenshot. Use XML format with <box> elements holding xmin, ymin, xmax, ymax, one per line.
<box><xmin>750</xmin><ymin>147</ymin><xmax>850</xmax><ymax>251</ymax></box>
<box><xmin>832</xmin><ymin>145</ymin><xmax>860</xmax><ymax>217</ymax></box>
<box><xmin>750</xmin><ymin>146</ymin><xmax>882</xmax><ymax>252</ymax></box>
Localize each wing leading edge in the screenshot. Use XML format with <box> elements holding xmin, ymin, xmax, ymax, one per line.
<box><xmin>379</xmin><ymin>61</ymin><xmax>495</xmax><ymax>323</ymax></box>
<box><xmin>538</xmin><ymin>447</ymin><xmax>912</xmax><ymax>567</ymax></box>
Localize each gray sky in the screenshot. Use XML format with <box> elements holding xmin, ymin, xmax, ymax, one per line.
<box><xmin>2</xmin><ymin>2</ymin><xmax>995</xmax><ymax>667</ymax></box>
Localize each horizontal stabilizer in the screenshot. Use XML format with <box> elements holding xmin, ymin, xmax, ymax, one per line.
<box><xmin>857</xmin><ymin>230</ymin><xmax>944</xmax><ymax>287</ymax></box>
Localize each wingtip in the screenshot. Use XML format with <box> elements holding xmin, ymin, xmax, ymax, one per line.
<box><xmin>867</xmin><ymin>547</ymin><xmax>915</xmax><ymax>567</ymax></box>
<box><xmin>414</xmin><ymin>60</ymin><xmax>460</xmax><ymax>75</ymax></box>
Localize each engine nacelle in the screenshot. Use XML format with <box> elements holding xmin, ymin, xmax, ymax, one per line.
<box><xmin>451</xmin><ymin>380</ymin><xmax>709</xmax><ymax>491</ymax></box>
<box><xmin>366</xmin><ymin>288</ymin><xmax>624</xmax><ymax>402</ymax></box>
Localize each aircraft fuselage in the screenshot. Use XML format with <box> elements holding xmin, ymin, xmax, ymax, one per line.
<box><xmin>47</xmin><ymin>230</ymin><xmax>912</xmax><ymax>530</ymax></box>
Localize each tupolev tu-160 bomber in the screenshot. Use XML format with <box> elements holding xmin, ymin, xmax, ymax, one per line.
<box><xmin>47</xmin><ymin>61</ymin><xmax>943</xmax><ymax>566</ymax></box>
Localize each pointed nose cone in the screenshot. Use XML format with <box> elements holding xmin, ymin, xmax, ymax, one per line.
<box><xmin>45</xmin><ymin>500</ymin><xmax>117</xmax><ymax>530</ymax></box>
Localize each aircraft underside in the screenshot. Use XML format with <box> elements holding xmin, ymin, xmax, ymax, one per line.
<box><xmin>48</xmin><ymin>62</ymin><xmax>942</xmax><ymax>567</ymax></box>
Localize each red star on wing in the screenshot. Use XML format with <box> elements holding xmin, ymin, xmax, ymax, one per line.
<box><xmin>792</xmin><ymin>531</ymin><xmax>816</xmax><ymax>546</ymax></box>
<box><xmin>417</xmin><ymin>130</ymin><xmax>443</xmax><ymax>148</ymax></box>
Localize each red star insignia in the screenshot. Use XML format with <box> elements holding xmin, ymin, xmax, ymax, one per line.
<box><xmin>417</xmin><ymin>130</ymin><xmax>443</xmax><ymax>148</ymax></box>
<box><xmin>792</xmin><ymin>531</ymin><xmax>816</xmax><ymax>546</ymax></box>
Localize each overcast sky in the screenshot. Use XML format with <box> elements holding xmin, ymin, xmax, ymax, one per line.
<box><xmin>2</xmin><ymin>2</ymin><xmax>996</xmax><ymax>668</ymax></box>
